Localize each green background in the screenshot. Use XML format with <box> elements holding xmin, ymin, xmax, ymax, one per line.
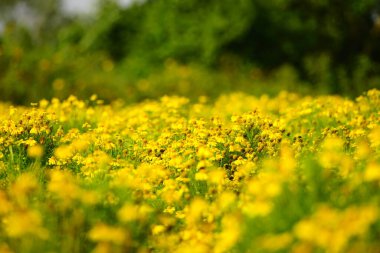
<box><xmin>1</xmin><ymin>0</ymin><xmax>380</xmax><ymax>104</ymax></box>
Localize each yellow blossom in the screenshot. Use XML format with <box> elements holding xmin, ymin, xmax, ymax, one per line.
<box><xmin>54</xmin><ymin>145</ymin><xmax>73</xmax><ymax>160</ymax></box>
<box><xmin>27</xmin><ymin>144</ymin><xmax>44</xmax><ymax>158</ymax></box>
<box><xmin>187</xmin><ymin>198</ymin><xmax>208</xmax><ymax>223</ymax></box>
<box><xmin>195</xmin><ymin>171</ymin><xmax>208</xmax><ymax>181</ymax></box>
<box><xmin>118</xmin><ymin>203</ymin><xmax>139</xmax><ymax>222</ymax></box>
<box><xmin>152</xmin><ymin>225</ymin><xmax>166</xmax><ymax>235</ymax></box>
<box><xmin>215</xmin><ymin>214</ymin><xmax>241</xmax><ymax>253</ymax></box>
<box><xmin>5</xmin><ymin>210</ymin><xmax>48</xmax><ymax>239</ymax></box>
<box><xmin>364</xmin><ymin>162</ymin><xmax>380</xmax><ymax>181</ymax></box>
<box><xmin>88</xmin><ymin>224</ymin><xmax>127</xmax><ymax>244</ymax></box>
<box><xmin>368</xmin><ymin>126</ymin><xmax>380</xmax><ymax>148</ymax></box>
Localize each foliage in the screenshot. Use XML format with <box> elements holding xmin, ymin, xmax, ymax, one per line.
<box><xmin>1</xmin><ymin>0</ymin><xmax>380</xmax><ymax>104</ymax></box>
<box><xmin>0</xmin><ymin>90</ymin><xmax>379</xmax><ymax>252</ymax></box>
<box><xmin>0</xmin><ymin>22</ymin><xmax>309</xmax><ymax>104</ymax></box>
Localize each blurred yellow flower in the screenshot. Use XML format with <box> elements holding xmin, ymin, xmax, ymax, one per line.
<box><xmin>187</xmin><ymin>198</ymin><xmax>208</xmax><ymax>224</ymax></box>
<box><xmin>54</xmin><ymin>145</ymin><xmax>73</xmax><ymax>160</ymax></box>
<box><xmin>195</xmin><ymin>171</ymin><xmax>208</xmax><ymax>181</ymax></box>
<box><xmin>364</xmin><ymin>162</ymin><xmax>380</xmax><ymax>181</ymax></box>
<box><xmin>27</xmin><ymin>144</ymin><xmax>44</xmax><ymax>158</ymax></box>
<box><xmin>5</xmin><ymin>210</ymin><xmax>48</xmax><ymax>239</ymax></box>
<box><xmin>215</xmin><ymin>214</ymin><xmax>241</xmax><ymax>253</ymax></box>
<box><xmin>118</xmin><ymin>203</ymin><xmax>139</xmax><ymax>222</ymax></box>
<box><xmin>88</xmin><ymin>224</ymin><xmax>127</xmax><ymax>245</ymax></box>
<box><xmin>152</xmin><ymin>225</ymin><xmax>166</xmax><ymax>235</ymax></box>
<box><xmin>11</xmin><ymin>173</ymin><xmax>38</xmax><ymax>201</ymax></box>
<box><xmin>369</xmin><ymin>126</ymin><xmax>380</xmax><ymax>148</ymax></box>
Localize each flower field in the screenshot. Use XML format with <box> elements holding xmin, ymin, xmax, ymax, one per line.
<box><xmin>0</xmin><ymin>90</ymin><xmax>379</xmax><ymax>253</ymax></box>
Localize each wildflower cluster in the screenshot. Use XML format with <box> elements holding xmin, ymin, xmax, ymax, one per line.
<box><xmin>0</xmin><ymin>90</ymin><xmax>379</xmax><ymax>252</ymax></box>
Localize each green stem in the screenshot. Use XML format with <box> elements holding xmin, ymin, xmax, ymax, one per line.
<box><xmin>9</xmin><ymin>146</ymin><xmax>14</xmax><ymax>165</ymax></box>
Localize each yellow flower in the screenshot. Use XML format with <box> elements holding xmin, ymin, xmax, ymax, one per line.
<box><xmin>117</xmin><ymin>203</ymin><xmax>140</xmax><ymax>222</ymax></box>
<box><xmin>163</xmin><ymin>206</ymin><xmax>176</xmax><ymax>214</ymax></box>
<box><xmin>293</xmin><ymin>205</ymin><xmax>378</xmax><ymax>252</ymax></box>
<box><xmin>187</xmin><ymin>198</ymin><xmax>208</xmax><ymax>223</ymax></box>
<box><xmin>11</xmin><ymin>173</ymin><xmax>38</xmax><ymax>203</ymax></box>
<box><xmin>39</xmin><ymin>99</ymin><xmax>49</xmax><ymax>108</ymax></box>
<box><xmin>152</xmin><ymin>225</ymin><xmax>166</xmax><ymax>235</ymax></box>
<box><xmin>90</xmin><ymin>94</ymin><xmax>98</xmax><ymax>101</ymax></box>
<box><xmin>118</xmin><ymin>203</ymin><xmax>153</xmax><ymax>223</ymax></box>
<box><xmin>29</xmin><ymin>127</ymin><xmax>39</xmax><ymax>134</ymax></box>
<box><xmin>0</xmin><ymin>191</ymin><xmax>12</xmax><ymax>214</ymax></box>
<box><xmin>355</xmin><ymin>141</ymin><xmax>371</xmax><ymax>160</ymax></box>
<box><xmin>88</xmin><ymin>224</ymin><xmax>127</xmax><ymax>245</ymax></box>
<box><xmin>242</xmin><ymin>200</ymin><xmax>273</xmax><ymax>217</ymax></box>
<box><xmin>279</xmin><ymin>144</ymin><xmax>296</xmax><ymax>175</ymax></box>
<box><xmin>27</xmin><ymin>144</ymin><xmax>44</xmax><ymax>158</ymax></box>
<box><xmin>71</xmin><ymin>139</ymin><xmax>89</xmax><ymax>152</ymax></box>
<box><xmin>5</xmin><ymin>210</ymin><xmax>48</xmax><ymax>239</ymax></box>
<box><xmin>215</xmin><ymin>214</ymin><xmax>241</xmax><ymax>253</ymax></box>
<box><xmin>195</xmin><ymin>171</ymin><xmax>208</xmax><ymax>181</ymax></box>
<box><xmin>217</xmin><ymin>191</ymin><xmax>236</xmax><ymax>211</ymax></box>
<box><xmin>322</xmin><ymin>136</ymin><xmax>344</xmax><ymax>151</ymax></box>
<box><xmin>54</xmin><ymin>145</ymin><xmax>73</xmax><ymax>160</ymax></box>
<box><xmin>208</xmin><ymin>168</ymin><xmax>226</xmax><ymax>184</ymax></box>
<box><xmin>364</xmin><ymin>162</ymin><xmax>380</xmax><ymax>181</ymax></box>
<box><xmin>369</xmin><ymin>126</ymin><xmax>380</xmax><ymax>148</ymax></box>
<box><xmin>197</xmin><ymin>146</ymin><xmax>213</xmax><ymax>159</ymax></box>
<box><xmin>47</xmin><ymin>170</ymin><xmax>81</xmax><ymax>206</ymax></box>
<box><xmin>293</xmin><ymin>219</ymin><xmax>318</xmax><ymax>242</ymax></box>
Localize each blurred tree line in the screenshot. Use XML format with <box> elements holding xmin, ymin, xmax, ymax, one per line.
<box><xmin>1</xmin><ymin>0</ymin><xmax>380</xmax><ymax>104</ymax></box>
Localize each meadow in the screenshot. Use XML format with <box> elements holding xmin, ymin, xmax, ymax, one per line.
<box><xmin>0</xmin><ymin>90</ymin><xmax>379</xmax><ymax>253</ymax></box>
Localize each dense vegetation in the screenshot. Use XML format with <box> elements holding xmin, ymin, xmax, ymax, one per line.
<box><xmin>1</xmin><ymin>2</ymin><xmax>380</xmax><ymax>252</ymax></box>
<box><xmin>0</xmin><ymin>90</ymin><xmax>379</xmax><ymax>252</ymax></box>
<box><xmin>1</xmin><ymin>0</ymin><xmax>380</xmax><ymax>104</ymax></box>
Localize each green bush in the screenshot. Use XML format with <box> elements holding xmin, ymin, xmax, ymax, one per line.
<box><xmin>1</xmin><ymin>0</ymin><xmax>380</xmax><ymax>104</ymax></box>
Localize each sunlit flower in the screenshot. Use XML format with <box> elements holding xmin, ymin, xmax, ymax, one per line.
<box><xmin>88</xmin><ymin>224</ymin><xmax>127</xmax><ymax>245</ymax></box>
<box><xmin>27</xmin><ymin>144</ymin><xmax>44</xmax><ymax>158</ymax></box>
<box><xmin>5</xmin><ymin>210</ymin><xmax>48</xmax><ymax>239</ymax></box>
